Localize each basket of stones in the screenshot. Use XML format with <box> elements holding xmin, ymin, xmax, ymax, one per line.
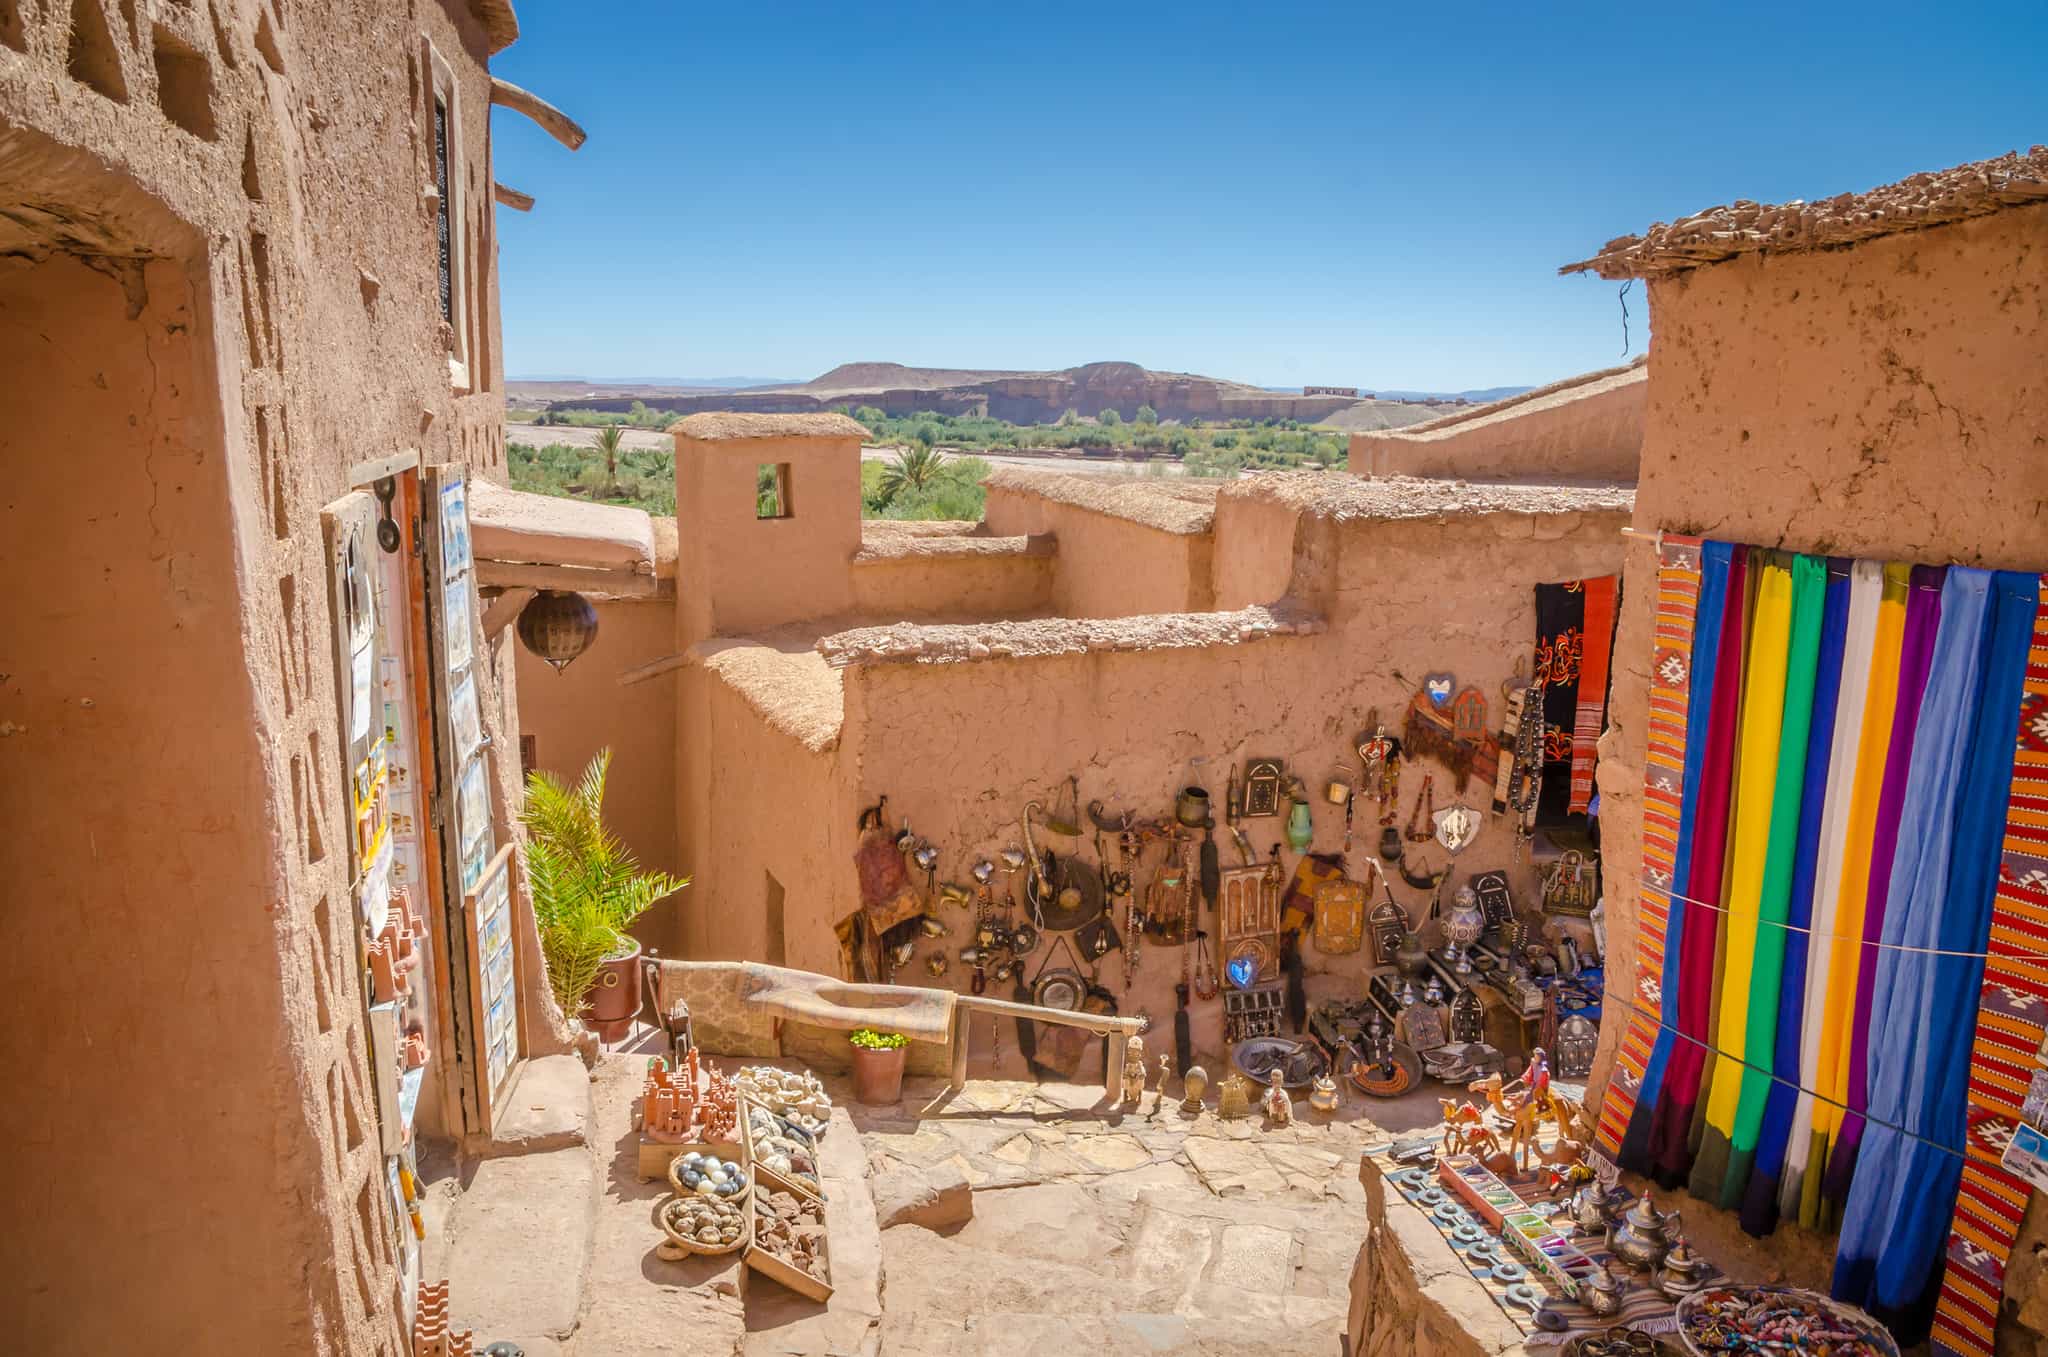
<box><xmin>657</xmin><ymin>1191</ymin><xmax>750</xmax><ymax>1259</ymax></box>
<box><xmin>742</xmin><ymin>1099</ymin><xmax>825</xmax><ymax>1201</ymax></box>
<box><xmin>736</xmin><ymin>1067</ymin><xmax>833</xmax><ymax>1140</ymax></box>
<box><xmin>667</xmin><ymin>1149</ymin><xmax>751</xmax><ymax>1206</ymax></box>
<box><xmin>745</xmin><ymin>1187</ymin><xmax>833</xmax><ymax>1302</ymax></box>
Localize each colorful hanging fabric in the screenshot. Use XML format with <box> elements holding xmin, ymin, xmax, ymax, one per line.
<box><xmin>1571</xmin><ymin>576</ymin><xmax>1620</xmax><ymax>815</ymax></box>
<box><xmin>1691</xmin><ymin>554</ymin><xmax>1801</xmax><ymax>1200</ymax></box>
<box><xmin>1824</xmin><ymin>563</ymin><xmax>1947</xmax><ymax>1212</ymax></box>
<box><xmin>1596</xmin><ymin>536</ymin><xmax>1705</xmax><ymax>1158</ymax></box>
<box><xmin>1780</xmin><ymin>559</ymin><xmax>1884</xmax><ymax>1222</ymax></box>
<box><xmin>1719</xmin><ymin>553</ymin><xmax>1829</xmax><ymax>1208</ymax></box>
<box><xmin>1836</xmin><ymin>570</ymin><xmax>2036</xmax><ymax>1340</ymax></box>
<box><xmin>1804</xmin><ymin>562</ymin><xmax>1911</xmax><ymax>1228</ymax></box>
<box><xmin>1930</xmin><ymin>574</ymin><xmax>2048</xmax><ymax>1357</ymax></box>
<box><xmin>1741</xmin><ymin>558</ymin><xmax>1853</xmax><ymax>1235</ymax></box>
<box><xmin>1535</xmin><ymin>581</ymin><xmax>1588</xmax><ymax>827</ymax></box>
<box><xmin>1647</xmin><ymin>545</ymin><xmax>1751</xmax><ymax>1184</ymax></box>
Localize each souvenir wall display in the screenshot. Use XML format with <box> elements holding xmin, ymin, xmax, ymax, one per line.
<box><xmin>1242</xmin><ymin>758</ymin><xmax>1284</xmax><ymax>817</ymax></box>
<box><xmin>1219</xmin><ymin>862</ymin><xmax>1282</xmax><ymax>981</ymax></box>
<box><xmin>1370</xmin><ymin>893</ymin><xmax>1410</xmax><ymax>967</ymax></box>
<box><xmin>1473</xmin><ymin>870</ymin><xmax>1514</xmax><ymax>929</ymax></box>
<box><xmin>1406</xmin><ymin>681</ymin><xmax>1479</xmax><ymax>791</ymax></box>
<box><xmin>1224</xmin><ymin>983</ymin><xmax>1283</xmax><ymax>1043</ymax></box>
<box><xmin>1142</xmin><ymin>834</ymin><xmax>1195</xmax><ymax>943</ymax></box>
<box><xmin>1541</xmin><ymin>850</ymin><xmax>1598</xmax><ymax>918</ymax></box>
<box><xmin>1440</xmin><ymin>885</ymin><xmax>1487</xmax><ymax>974</ymax></box>
<box><xmin>1312</xmin><ymin>874</ymin><xmax>1366</xmax><ymax>955</ymax></box>
<box><xmin>1434</xmin><ymin>801</ymin><xmax>1482</xmax><ymax>854</ymax></box>
<box><xmin>1556</xmin><ymin>1015</ymin><xmax>1598</xmax><ymax>1079</ymax></box>
<box><xmin>1450</xmin><ymin>987</ymin><xmax>1486</xmax><ymax>1044</ymax></box>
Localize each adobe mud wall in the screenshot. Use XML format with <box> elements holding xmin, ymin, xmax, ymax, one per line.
<box><xmin>982</xmin><ymin>482</ymin><xmax>1217</xmax><ymax>618</ymax></box>
<box><xmin>824</xmin><ymin>509</ymin><xmax>1626</xmax><ymax>1079</ymax></box>
<box><xmin>1349</xmin><ymin>361</ymin><xmax>1646</xmax><ymax>483</ymax></box>
<box><xmin>1</xmin><ymin>1</ymin><xmax>553</xmax><ymax>1350</ymax></box>
<box><xmin>515</xmin><ymin>597</ymin><xmax>684</xmax><ymax>919</ymax></box>
<box><xmin>1587</xmin><ymin>204</ymin><xmax>2048</xmax><ymax>1340</ymax></box>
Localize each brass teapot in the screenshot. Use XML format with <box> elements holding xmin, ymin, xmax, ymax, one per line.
<box><xmin>1605</xmin><ymin>1192</ymin><xmax>1675</xmax><ymax>1273</ymax></box>
<box><xmin>1655</xmin><ymin>1224</ymin><xmax>1715</xmax><ymax>1300</ymax></box>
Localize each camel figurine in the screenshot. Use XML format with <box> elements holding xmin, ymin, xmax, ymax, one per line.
<box><xmin>1469</xmin><ymin>1068</ymin><xmax>1586</xmax><ymax>1172</ymax></box>
<box><xmin>1439</xmin><ymin>1097</ymin><xmax>1488</xmax><ymax>1154</ymax></box>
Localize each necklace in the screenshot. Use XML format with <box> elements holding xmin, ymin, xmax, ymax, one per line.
<box><xmin>1404</xmin><ymin>774</ymin><xmax>1436</xmax><ymax>843</ymax></box>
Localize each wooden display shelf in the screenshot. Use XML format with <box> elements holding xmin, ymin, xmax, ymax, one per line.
<box><xmin>743</xmin><ymin>1194</ymin><xmax>833</xmax><ymax>1304</ymax></box>
<box><xmin>739</xmin><ymin>1097</ymin><xmax>824</xmax><ymax>1203</ymax></box>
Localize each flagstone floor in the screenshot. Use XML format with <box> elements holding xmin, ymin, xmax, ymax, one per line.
<box><xmin>429</xmin><ymin>1041</ymin><xmax>1455</xmax><ymax>1357</ymax></box>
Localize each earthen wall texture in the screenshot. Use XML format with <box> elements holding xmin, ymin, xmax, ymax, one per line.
<box><xmin>830</xmin><ymin>512</ymin><xmax>1625</xmax><ymax>1078</ymax></box>
<box><xmin>515</xmin><ymin>598</ymin><xmax>684</xmax><ymax>929</ymax></box>
<box><xmin>0</xmin><ymin>2</ymin><xmax>543</xmax><ymax>1350</ymax></box>
<box><xmin>1348</xmin><ymin>365</ymin><xmax>1646</xmax><ymax>483</ymax></box>
<box><xmin>982</xmin><ymin>484</ymin><xmax>1216</xmax><ymax>617</ymax></box>
<box><xmin>1589</xmin><ymin>205</ymin><xmax>2048</xmax><ymax>1336</ymax></box>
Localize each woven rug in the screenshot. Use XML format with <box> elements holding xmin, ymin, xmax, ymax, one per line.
<box><xmin>1369</xmin><ymin>1147</ymin><xmax>1681</xmax><ymax>1346</ymax></box>
<box><xmin>1596</xmin><ymin>536</ymin><xmax>1704</xmax><ymax>1155</ymax></box>
<box><xmin>1930</xmin><ymin>573</ymin><xmax>2048</xmax><ymax>1357</ymax></box>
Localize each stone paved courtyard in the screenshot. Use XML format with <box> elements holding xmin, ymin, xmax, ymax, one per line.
<box><xmin>427</xmin><ymin>1043</ymin><xmax>1449</xmax><ymax>1356</ymax></box>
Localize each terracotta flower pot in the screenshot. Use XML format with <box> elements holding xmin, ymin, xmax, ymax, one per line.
<box><xmin>583</xmin><ymin>936</ymin><xmax>644</xmax><ymax>1043</ymax></box>
<box><xmin>851</xmin><ymin>1041</ymin><xmax>907</xmax><ymax>1105</ymax></box>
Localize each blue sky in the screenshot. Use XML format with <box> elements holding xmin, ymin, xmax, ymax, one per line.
<box><xmin>489</xmin><ymin>1</ymin><xmax>2047</xmax><ymax>392</ymax></box>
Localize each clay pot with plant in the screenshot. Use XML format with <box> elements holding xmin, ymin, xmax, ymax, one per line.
<box><xmin>849</xmin><ymin>1028</ymin><xmax>909</xmax><ymax>1104</ymax></box>
<box><xmin>521</xmin><ymin>748</ymin><xmax>688</xmax><ymax>1041</ymax></box>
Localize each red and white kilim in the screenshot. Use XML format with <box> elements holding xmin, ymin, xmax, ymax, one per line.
<box><xmin>1570</xmin><ymin>576</ymin><xmax>1621</xmax><ymax>815</ymax></box>
<box><xmin>1595</xmin><ymin>537</ymin><xmax>1702</xmax><ymax>1155</ymax></box>
<box><xmin>1931</xmin><ymin>574</ymin><xmax>2048</xmax><ymax>1357</ymax></box>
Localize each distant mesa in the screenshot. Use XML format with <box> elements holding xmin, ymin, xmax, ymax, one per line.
<box><xmin>540</xmin><ymin>360</ymin><xmax>1476</xmax><ymax>429</ymax></box>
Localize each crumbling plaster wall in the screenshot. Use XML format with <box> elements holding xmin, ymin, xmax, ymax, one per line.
<box><xmin>0</xmin><ymin>1</ymin><xmax>549</xmax><ymax>1351</ymax></box>
<box><xmin>829</xmin><ymin>509</ymin><xmax>1625</xmax><ymax>1079</ymax></box>
<box><xmin>1587</xmin><ymin>204</ymin><xmax>2048</xmax><ymax>1342</ymax></box>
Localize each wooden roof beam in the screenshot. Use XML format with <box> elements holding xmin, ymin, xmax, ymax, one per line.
<box><xmin>490</xmin><ymin>77</ymin><xmax>587</xmax><ymax>151</ymax></box>
<box><xmin>494</xmin><ymin>182</ymin><xmax>535</xmax><ymax>212</ymax></box>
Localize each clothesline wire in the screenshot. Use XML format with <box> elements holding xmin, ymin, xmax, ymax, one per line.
<box><xmin>1632</xmin><ymin>877</ymin><xmax>2048</xmax><ymax>962</ymax></box>
<box><xmin>1608</xmin><ymin>993</ymin><xmax>1999</xmax><ymax>1167</ymax></box>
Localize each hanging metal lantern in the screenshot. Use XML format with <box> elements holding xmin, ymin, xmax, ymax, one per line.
<box><xmin>515</xmin><ymin>589</ymin><xmax>599</xmax><ymax>673</ymax></box>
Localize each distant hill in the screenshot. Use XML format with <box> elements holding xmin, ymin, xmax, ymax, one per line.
<box><xmin>1367</xmin><ymin>385</ymin><xmax>1534</xmax><ymax>403</ymax></box>
<box><xmin>544</xmin><ymin>359</ymin><xmax>1446</xmax><ymax>429</ymax></box>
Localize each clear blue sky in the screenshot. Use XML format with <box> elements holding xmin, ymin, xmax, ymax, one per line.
<box><xmin>489</xmin><ymin>1</ymin><xmax>2046</xmax><ymax>393</ymax></box>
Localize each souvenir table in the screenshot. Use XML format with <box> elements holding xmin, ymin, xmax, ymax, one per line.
<box><xmin>1367</xmin><ymin>1142</ymin><xmax>1686</xmax><ymax>1346</ymax></box>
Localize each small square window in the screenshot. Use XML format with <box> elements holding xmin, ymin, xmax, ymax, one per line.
<box><xmin>756</xmin><ymin>463</ymin><xmax>792</xmax><ymax>519</ymax></box>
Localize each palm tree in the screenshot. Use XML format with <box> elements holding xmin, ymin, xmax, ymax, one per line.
<box><xmin>592</xmin><ymin>424</ymin><xmax>625</xmax><ymax>495</ymax></box>
<box><xmin>880</xmin><ymin>443</ymin><xmax>947</xmax><ymax>502</ymax></box>
<box><xmin>521</xmin><ymin>749</ymin><xmax>688</xmax><ymax>1016</ymax></box>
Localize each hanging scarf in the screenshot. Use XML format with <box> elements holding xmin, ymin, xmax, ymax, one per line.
<box><xmin>1597</xmin><ymin>537</ymin><xmax>1707</xmax><ymax>1161</ymax></box>
<box><xmin>1691</xmin><ymin>553</ymin><xmax>1801</xmax><ymax>1201</ymax></box>
<box><xmin>1824</xmin><ymin>563</ymin><xmax>1946</xmax><ymax>1212</ymax></box>
<box><xmin>1805</xmin><ymin>562</ymin><xmax>1912</xmax><ymax>1229</ymax></box>
<box><xmin>1686</xmin><ymin>555</ymin><xmax>1764</xmax><ymax>1165</ymax></box>
<box><xmin>1571</xmin><ymin>576</ymin><xmax>1621</xmax><ymax>815</ymax></box>
<box><xmin>1536</xmin><ymin>581</ymin><xmax>1588</xmax><ymax>826</ymax></box>
<box><xmin>1779</xmin><ymin>559</ymin><xmax>1884</xmax><ymax>1222</ymax></box>
<box><xmin>1835</xmin><ymin>569</ymin><xmax>2034</xmax><ymax>1340</ymax></box>
<box><xmin>1717</xmin><ymin>552</ymin><xmax>1828</xmax><ymax>1208</ymax></box>
<box><xmin>1740</xmin><ymin>558</ymin><xmax>1852</xmax><ymax>1235</ymax></box>
<box><xmin>1647</xmin><ymin>545</ymin><xmax>1751</xmax><ymax>1184</ymax></box>
<box><xmin>1930</xmin><ymin>574</ymin><xmax>2048</xmax><ymax>1357</ymax></box>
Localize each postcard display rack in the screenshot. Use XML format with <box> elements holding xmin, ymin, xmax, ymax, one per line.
<box><xmin>426</xmin><ymin>470</ymin><xmax>524</xmax><ymax>1137</ymax></box>
<box><xmin>323</xmin><ymin>473</ymin><xmax>442</xmax><ymax>1311</ymax></box>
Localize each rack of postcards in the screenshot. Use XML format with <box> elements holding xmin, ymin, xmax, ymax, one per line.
<box><xmin>431</xmin><ymin>471</ymin><xmax>522</xmax><ymax>1133</ymax></box>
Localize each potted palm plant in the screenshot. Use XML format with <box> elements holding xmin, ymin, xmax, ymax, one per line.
<box><xmin>521</xmin><ymin>749</ymin><xmax>688</xmax><ymax>1041</ymax></box>
<box><xmin>849</xmin><ymin>1027</ymin><xmax>909</xmax><ymax>1104</ymax></box>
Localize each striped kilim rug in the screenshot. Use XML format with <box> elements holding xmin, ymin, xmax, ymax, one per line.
<box><xmin>1930</xmin><ymin>573</ymin><xmax>2048</xmax><ymax>1357</ymax></box>
<box><xmin>1596</xmin><ymin>535</ymin><xmax>1704</xmax><ymax>1154</ymax></box>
